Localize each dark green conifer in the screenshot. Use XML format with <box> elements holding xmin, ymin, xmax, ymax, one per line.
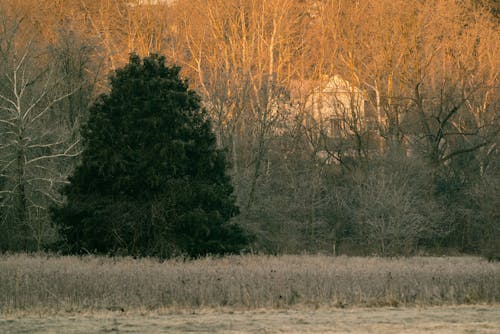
<box><xmin>52</xmin><ymin>54</ymin><xmax>248</xmax><ymax>257</ymax></box>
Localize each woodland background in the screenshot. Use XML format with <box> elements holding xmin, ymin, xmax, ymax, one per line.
<box><xmin>0</xmin><ymin>0</ymin><xmax>498</xmax><ymax>256</ymax></box>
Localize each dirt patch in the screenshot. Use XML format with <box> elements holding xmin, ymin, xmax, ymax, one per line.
<box><xmin>1</xmin><ymin>305</ymin><xmax>499</xmax><ymax>333</ymax></box>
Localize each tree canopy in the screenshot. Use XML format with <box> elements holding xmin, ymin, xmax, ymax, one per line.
<box><xmin>52</xmin><ymin>54</ymin><xmax>249</xmax><ymax>257</ymax></box>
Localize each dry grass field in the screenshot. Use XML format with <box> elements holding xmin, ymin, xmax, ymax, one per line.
<box><xmin>1</xmin><ymin>305</ymin><xmax>500</xmax><ymax>333</ymax></box>
<box><xmin>1</xmin><ymin>254</ymin><xmax>499</xmax><ymax>333</ymax></box>
<box><xmin>0</xmin><ymin>253</ymin><xmax>499</xmax><ymax>313</ymax></box>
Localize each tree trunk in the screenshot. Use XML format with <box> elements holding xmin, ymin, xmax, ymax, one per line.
<box><xmin>16</xmin><ymin>146</ymin><xmax>28</xmax><ymax>249</ymax></box>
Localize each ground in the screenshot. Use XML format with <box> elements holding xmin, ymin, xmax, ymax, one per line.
<box><xmin>1</xmin><ymin>305</ymin><xmax>499</xmax><ymax>333</ymax></box>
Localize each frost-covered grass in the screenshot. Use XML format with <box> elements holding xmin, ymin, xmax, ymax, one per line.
<box><xmin>0</xmin><ymin>253</ymin><xmax>498</xmax><ymax>313</ymax></box>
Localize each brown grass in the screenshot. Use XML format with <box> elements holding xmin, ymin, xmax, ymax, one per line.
<box><xmin>0</xmin><ymin>254</ymin><xmax>498</xmax><ymax>314</ymax></box>
<box><xmin>2</xmin><ymin>306</ymin><xmax>500</xmax><ymax>334</ymax></box>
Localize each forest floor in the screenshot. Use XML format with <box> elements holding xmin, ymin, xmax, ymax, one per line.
<box><xmin>1</xmin><ymin>305</ymin><xmax>500</xmax><ymax>333</ymax></box>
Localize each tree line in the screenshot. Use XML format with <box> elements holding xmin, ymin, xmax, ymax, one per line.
<box><xmin>0</xmin><ymin>0</ymin><xmax>498</xmax><ymax>257</ymax></box>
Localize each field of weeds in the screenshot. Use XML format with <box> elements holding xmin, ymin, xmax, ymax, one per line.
<box><xmin>0</xmin><ymin>254</ymin><xmax>499</xmax><ymax>314</ymax></box>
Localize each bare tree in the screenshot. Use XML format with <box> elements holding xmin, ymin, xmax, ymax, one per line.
<box><xmin>0</xmin><ymin>18</ymin><xmax>81</xmax><ymax>250</ymax></box>
<box><xmin>175</xmin><ymin>0</ymin><xmax>300</xmax><ymax>209</ymax></box>
<box><xmin>396</xmin><ymin>1</ymin><xmax>499</xmax><ymax>169</ymax></box>
<box><xmin>350</xmin><ymin>168</ymin><xmax>440</xmax><ymax>256</ymax></box>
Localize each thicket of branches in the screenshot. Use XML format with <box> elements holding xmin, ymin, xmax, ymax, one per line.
<box><xmin>0</xmin><ymin>0</ymin><xmax>498</xmax><ymax>257</ymax></box>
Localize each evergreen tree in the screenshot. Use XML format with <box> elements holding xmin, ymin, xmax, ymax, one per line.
<box><xmin>52</xmin><ymin>54</ymin><xmax>248</xmax><ymax>257</ymax></box>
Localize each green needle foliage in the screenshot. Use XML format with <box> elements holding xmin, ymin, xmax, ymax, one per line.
<box><xmin>52</xmin><ymin>54</ymin><xmax>249</xmax><ymax>257</ymax></box>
